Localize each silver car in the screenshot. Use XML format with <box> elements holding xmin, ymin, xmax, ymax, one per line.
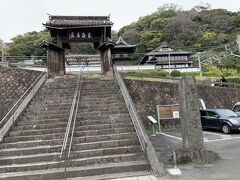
<box><xmin>233</xmin><ymin>102</ymin><xmax>240</xmax><ymax>115</ymax></box>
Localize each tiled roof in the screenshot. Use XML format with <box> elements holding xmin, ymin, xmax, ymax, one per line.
<box><xmin>148</xmin><ymin>42</ymin><xmax>191</xmax><ymax>55</ymax></box>
<box><xmin>39</xmin><ymin>40</ymin><xmax>64</xmax><ymax>51</ymax></box>
<box><xmin>44</xmin><ymin>15</ymin><xmax>113</xmax><ymax>28</ymax></box>
<box><xmin>115</xmin><ymin>36</ymin><xmax>136</xmax><ymax>48</ymax></box>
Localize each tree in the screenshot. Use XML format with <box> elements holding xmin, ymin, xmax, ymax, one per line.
<box><xmin>66</xmin><ymin>43</ymin><xmax>96</xmax><ymax>55</ymax></box>
<box><xmin>164</xmin><ymin>13</ymin><xmax>198</xmax><ymax>47</ymax></box>
<box><xmin>7</xmin><ymin>31</ymin><xmax>51</xmax><ymax>58</ymax></box>
<box><xmin>193</xmin><ymin>2</ymin><xmax>211</xmax><ymax>12</ymax></box>
<box><xmin>121</xmin><ymin>29</ymin><xmax>139</xmax><ymax>45</ymax></box>
<box><xmin>157</xmin><ymin>3</ymin><xmax>182</xmax><ymax>18</ymax></box>
<box><xmin>137</xmin><ymin>30</ymin><xmax>163</xmax><ymax>52</ymax></box>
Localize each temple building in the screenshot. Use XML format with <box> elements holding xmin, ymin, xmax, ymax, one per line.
<box><xmin>139</xmin><ymin>42</ymin><xmax>192</xmax><ymax>69</ymax></box>
<box><xmin>112</xmin><ymin>36</ymin><xmax>136</xmax><ymax>65</ymax></box>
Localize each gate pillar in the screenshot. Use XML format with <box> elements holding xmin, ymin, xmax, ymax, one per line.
<box><xmin>98</xmin><ymin>41</ymin><xmax>115</xmax><ymax>74</ymax></box>
<box><xmin>40</xmin><ymin>41</ymin><xmax>65</xmax><ymax>75</ymax></box>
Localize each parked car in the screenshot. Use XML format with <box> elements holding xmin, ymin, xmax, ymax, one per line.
<box><xmin>232</xmin><ymin>102</ymin><xmax>240</xmax><ymax>115</ymax></box>
<box><xmin>200</xmin><ymin>109</ymin><xmax>240</xmax><ymax>134</ymax></box>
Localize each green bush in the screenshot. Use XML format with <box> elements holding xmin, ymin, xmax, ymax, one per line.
<box><xmin>170</xmin><ymin>70</ymin><xmax>181</xmax><ymax>77</ymax></box>
<box><xmin>204</xmin><ymin>65</ymin><xmax>222</xmax><ymax>77</ymax></box>
<box><xmin>181</xmin><ymin>72</ymin><xmax>200</xmax><ymax>77</ymax></box>
<box><xmin>158</xmin><ymin>69</ymin><xmax>168</xmax><ymax>77</ymax></box>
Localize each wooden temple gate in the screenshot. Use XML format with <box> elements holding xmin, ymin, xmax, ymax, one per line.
<box><xmin>41</xmin><ymin>15</ymin><xmax>114</xmax><ymax>75</ymax></box>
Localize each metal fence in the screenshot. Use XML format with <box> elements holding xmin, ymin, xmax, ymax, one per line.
<box><xmin>121</xmin><ymin>73</ymin><xmax>240</xmax><ymax>89</ymax></box>
<box><xmin>60</xmin><ymin>64</ymin><xmax>84</xmax><ymax>180</ymax></box>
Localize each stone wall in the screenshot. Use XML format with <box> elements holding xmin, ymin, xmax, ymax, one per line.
<box><xmin>0</xmin><ymin>67</ymin><xmax>41</xmax><ymax>120</ymax></box>
<box><xmin>124</xmin><ymin>79</ymin><xmax>240</xmax><ymax>130</ymax></box>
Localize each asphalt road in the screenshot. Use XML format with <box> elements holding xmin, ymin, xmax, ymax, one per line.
<box><xmin>149</xmin><ymin>130</ymin><xmax>240</xmax><ymax>180</ymax></box>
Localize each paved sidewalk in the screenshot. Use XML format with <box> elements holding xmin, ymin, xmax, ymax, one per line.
<box><xmin>110</xmin><ymin>175</ymin><xmax>158</xmax><ymax>180</ymax></box>
<box><xmin>149</xmin><ymin>131</ymin><xmax>240</xmax><ymax>180</ymax></box>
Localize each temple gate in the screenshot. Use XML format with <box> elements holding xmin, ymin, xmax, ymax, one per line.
<box><xmin>41</xmin><ymin>15</ymin><xmax>113</xmax><ymax>75</ymax></box>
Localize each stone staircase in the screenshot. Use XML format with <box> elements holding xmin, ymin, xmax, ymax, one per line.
<box><xmin>0</xmin><ymin>75</ymin><xmax>148</xmax><ymax>179</ymax></box>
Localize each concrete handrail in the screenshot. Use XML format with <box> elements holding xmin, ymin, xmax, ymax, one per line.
<box><xmin>0</xmin><ymin>70</ymin><xmax>47</xmax><ymax>142</ymax></box>
<box><xmin>113</xmin><ymin>66</ymin><xmax>165</xmax><ymax>177</ymax></box>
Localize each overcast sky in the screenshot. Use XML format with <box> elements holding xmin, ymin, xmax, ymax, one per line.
<box><xmin>0</xmin><ymin>0</ymin><xmax>239</xmax><ymax>42</ymax></box>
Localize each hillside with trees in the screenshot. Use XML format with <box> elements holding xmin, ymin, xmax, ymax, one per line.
<box><xmin>119</xmin><ymin>3</ymin><xmax>240</xmax><ymax>53</ymax></box>
<box><xmin>3</xmin><ymin>3</ymin><xmax>240</xmax><ymax>69</ymax></box>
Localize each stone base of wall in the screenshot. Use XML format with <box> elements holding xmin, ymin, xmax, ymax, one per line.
<box><xmin>125</xmin><ymin>79</ymin><xmax>240</xmax><ymax>130</ymax></box>
<box><xmin>0</xmin><ymin>67</ymin><xmax>41</xmax><ymax>120</ymax></box>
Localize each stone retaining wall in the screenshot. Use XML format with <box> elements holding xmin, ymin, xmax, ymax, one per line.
<box><xmin>124</xmin><ymin>79</ymin><xmax>240</xmax><ymax>130</ymax></box>
<box><xmin>0</xmin><ymin>67</ymin><xmax>41</xmax><ymax>120</ymax></box>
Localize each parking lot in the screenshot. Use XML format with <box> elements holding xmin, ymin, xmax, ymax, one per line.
<box><xmin>161</xmin><ymin>130</ymin><xmax>240</xmax><ymax>143</ymax></box>
<box><xmin>149</xmin><ymin>130</ymin><xmax>240</xmax><ymax>180</ymax></box>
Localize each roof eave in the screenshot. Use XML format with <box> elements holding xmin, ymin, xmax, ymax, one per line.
<box><xmin>43</xmin><ymin>24</ymin><xmax>113</xmax><ymax>30</ymax></box>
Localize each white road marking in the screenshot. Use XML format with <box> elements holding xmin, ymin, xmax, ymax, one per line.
<box><xmin>161</xmin><ymin>131</ymin><xmax>240</xmax><ymax>143</ymax></box>
<box><xmin>160</xmin><ymin>133</ymin><xmax>182</xmax><ymax>140</ymax></box>
<box><xmin>205</xmin><ymin>136</ymin><xmax>240</xmax><ymax>142</ymax></box>
<box><xmin>222</xmin><ymin>135</ymin><xmax>232</xmax><ymax>139</ymax></box>
<box><xmin>203</xmin><ymin>131</ymin><xmax>223</xmax><ymax>136</ymax></box>
<box><xmin>167</xmin><ymin>168</ymin><xmax>182</xmax><ymax>175</ymax></box>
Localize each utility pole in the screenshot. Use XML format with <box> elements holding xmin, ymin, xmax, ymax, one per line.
<box><xmin>168</xmin><ymin>53</ymin><xmax>171</xmax><ymax>75</ymax></box>
<box><xmin>1</xmin><ymin>45</ymin><xmax>3</xmax><ymax>62</ymax></box>
<box><xmin>237</xmin><ymin>35</ymin><xmax>240</xmax><ymax>53</ymax></box>
<box><xmin>197</xmin><ymin>53</ymin><xmax>203</xmax><ymax>80</ymax></box>
<box><xmin>0</xmin><ymin>40</ymin><xmax>5</xmax><ymax>62</ymax></box>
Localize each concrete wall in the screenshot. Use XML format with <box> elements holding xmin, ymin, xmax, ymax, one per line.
<box><xmin>0</xmin><ymin>67</ymin><xmax>41</xmax><ymax>120</ymax></box>
<box><xmin>124</xmin><ymin>79</ymin><xmax>240</xmax><ymax>130</ymax></box>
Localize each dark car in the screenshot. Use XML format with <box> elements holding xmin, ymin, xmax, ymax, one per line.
<box><xmin>200</xmin><ymin>109</ymin><xmax>240</xmax><ymax>134</ymax></box>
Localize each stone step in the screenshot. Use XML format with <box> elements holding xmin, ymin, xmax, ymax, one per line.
<box><xmin>79</xmin><ymin>102</ymin><xmax>126</xmax><ymax>109</ymax></box>
<box><xmin>0</xmin><ymin>153</ymin><xmax>145</xmax><ymax>173</ymax></box>
<box><xmin>33</xmin><ymin>96</ymin><xmax>73</xmax><ymax>102</ymax></box>
<box><xmin>12</xmin><ymin>122</ymin><xmax>67</xmax><ymax>131</ymax></box>
<box><xmin>77</xmin><ymin>113</ymin><xmax>130</xmax><ymax>121</ymax></box>
<box><xmin>44</xmin><ymin>85</ymin><xmax>77</xmax><ymax>89</ymax></box>
<box><xmin>21</xmin><ymin>114</ymin><xmax>69</xmax><ymax>121</ymax></box>
<box><xmin>17</xmin><ymin>118</ymin><xmax>68</xmax><ymax>126</ymax></box>
<box><xmin>0</xmin><ymin>145</ymin><xmax>62</xmax><ymax>157</ymax></box>
<box><xmin>78</xmin><ymin>118</ymin><xmax>130</xmax><ymax>126</ymax></box>
<box><xmin>0</xmin><ymin>136</ymin><xmax>139</xmax><ymax>151</ymax></box>
<box><xmin>9</xmin><ymin>122</ymin><xmax>133</xmax><ymax>137</ymax></box>
<box><xmin>25</xmin><ymin>104</ymin><xmax>127</xmax><ymax>116</ymax></box>
<box><xmin>77</xmin><ymin>111</ymin><xmax>129</xmax><ymax>119</ymax></box>
<box><xmin>28</xmin><ymin>102</ymin><xmax>72</xmax><ymax>108</ymax></box>
<box><xmin>0</xmin><ymin>161</ymin><xmax>147</xmax><ymax>180</ymax></box>
<box><xmin>5</xmin><ymin>126</ymin><xmax>135</xmax><ymax>143</ymax></box>
<box><xmin>38</xmin><ymin>88</ymin><xmax>76</xmax><ymax>93</ymax></box>
<box><xmin>0</xmin><ymin>145</ymin><xmax>141</xmax><ymax>166</ymax></box>
<box><xmin>78</xmin><ymin>107</ymin><xmax>128</xmax><ymax>114</ymax></box>
<box><xmin>79</xmin><ymin>104</ymin><xmax>127</xmax><ymax>110</ymax></box>
<box><xmin>70</xmin><ymin>145</ymin><xmax>142</xmax><ymax>159</ymax></box>
<box><xmin>19</xmin><ymin>113</ymin><xmax>128</xmax><ymax>124</ymax></box>
<box><xmin>0</xmin><ymin>136</ymin><xmax>139</xmax><ymax>156</ymax></box>
<box><xmin>73</xmin><ymin>127</ymin><xmax>135</xmax><ymax>138</ymax></box>
<box><xmin>31</xmin><ymin>99</ymin><xmax>72</xmax><ymax>105</ymax></box>
<box><xmin>14</xmin><ymin>117</ymin><xmax>131</xmax><ymax>130</ymax></box>
<box><xmin>72</xmin><ymin>137</ymin><xmax>139</xmax><ymax>151</ymax></box>
<box><xmin>80</xmin><ymin>100</ymin><xmax>124</xmax><ymax>106</ymax></box>
<box><xmin>0</xmin><ymin>152</ymin><xmax>60</xmax><ymax>166</ymax></box>
<box><xmin>82</xmin><ymin>91</ymin><xmax>119</xmax><ymax>95</ymax></box>
<box><xmin>25</xmin><ymin>106</ymin><xmax>71</xmax><ymax>113</ymax></box>
<box><xmin>65</xmin><ymin>171</ymin><xmax>150</xmax><ymax>180</ymax></box>
<box><xmin>4</xmin><ymin>132</ymin><xmax>64</xmax><ymax>143</ymax></box>
<box><xmin>24</xmin><ymin>109</ymin><xmax>70</xmax><ymax>116</ymax></box>
<box><xmin>81</xmin><ymin>96</ymin><xmax>121</xmax><ymax>100</ymax></box>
